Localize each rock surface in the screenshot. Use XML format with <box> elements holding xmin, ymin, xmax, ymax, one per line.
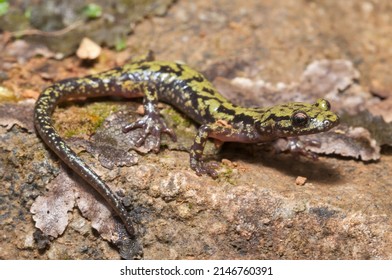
<box><xmin>1</xmin><ymin>0</ymin><xmax>392</xmax><ymax>259</ymax></box>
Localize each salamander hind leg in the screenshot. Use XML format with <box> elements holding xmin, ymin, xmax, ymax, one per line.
<box><xmin>122</xmin><ymin>87</ymin><xmax>177</xmax><ymax>152</ymax></box>
<box><xmin>190</xmin><ymin>124</ymin><xmax>220</xmax><ymax>179</ymax></box>
<box><xmin>122</xmin><ymin>110</ymin><xmax>177</xmax><ymax>152</ymax></box>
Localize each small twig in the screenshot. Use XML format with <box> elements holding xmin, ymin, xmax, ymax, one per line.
<box><xmin>10</xmin><ymin>20</ymin><xmax>84</xmax><ymax>37</ymax></box>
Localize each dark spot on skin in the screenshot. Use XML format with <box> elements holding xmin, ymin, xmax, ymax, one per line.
<box><xmin>232</xmin><ymin>113</ymin><xmax>259</xmax><ymax>125</ymax></box>
<box><xmin>263</xmin><ymin>113</ymin><xmax>291</xmax><ymax>123</ymax></box>
<box><xmin>183</xmin><ymin>76</ymin><xmax>204</xmax><ymax>84</ymax></box>
<box><xmin>137</xmin><ymin>64</ymin><xmax>151</xmax><ymax>71</ymax></box>
<box><xmin>203</xmin><ymin>87</ymin><xmax>216</xmax><ymax>95</ymax></box>
<box><xmin>217</xmin><ymin>105</ymin><xmax>236</xmax><ymax>116</ymax></box>
<box><xmin>159</xmin><ymin>65</ymin><xmax>182</xmax><ymax>76</ymax></box>
<box><xmin>193</xmin><ymin>75</ymin><xmax>204</xmax><ymax>83</ymax></box>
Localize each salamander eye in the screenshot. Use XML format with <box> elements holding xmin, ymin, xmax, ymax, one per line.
<box><xmin>291</xmin><ymin>111</ymin><xmax>309</xmax><ymax>127</ymax></box>
<box><xmin>315</xmin><ymin>99</ymin><xmax>331</xmax><ymax>111</ymax></box>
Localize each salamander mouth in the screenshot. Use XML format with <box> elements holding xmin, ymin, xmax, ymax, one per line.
<box><xmin>278</xmin><ymin>117</ymin><xmax>339</xmax><ymax>137</ymax></box>
<box><xmin>321</xmin><ymin>115</ymin><xmax>340</xmax><ymax>130</ymax></box>
<box><xmin>309</xmin><ymin>117</ymin><xmax>339</xmax><ymax>134</ymax></box>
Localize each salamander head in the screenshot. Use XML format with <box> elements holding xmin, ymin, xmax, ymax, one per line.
<box><xmin>260</xmin><ymin>99</ymin><xmax>340</xmax><ymax>138</ymax></box>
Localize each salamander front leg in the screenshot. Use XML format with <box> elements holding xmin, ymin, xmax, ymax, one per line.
<box><xmin>190</xmin><ymin>124</ymin><xmax>219</xmax><ymax>178</ymax></box>
<box><xmin>286</xmin><ymin>137</ymin><xmax>320</xmax><ymax>159</ymax></box>
<box><xmin>273</xmin><ymin>137</ymin><xmax>320</xmax><ymax>160</ymax></box>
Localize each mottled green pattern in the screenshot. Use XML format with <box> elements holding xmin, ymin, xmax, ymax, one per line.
<box><xmin>34</xmin><ymin>60</ymin><xmax>340</xmax><ymax>237</ymax></box>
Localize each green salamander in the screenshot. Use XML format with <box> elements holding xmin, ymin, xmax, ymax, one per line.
<box><xmin>34</xmin><ymin>60</ymin><xmax>339</xmax><ymax>237</ymax></box>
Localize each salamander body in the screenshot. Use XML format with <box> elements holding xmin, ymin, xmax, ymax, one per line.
<box><xmin>34</xmin><ymin>60</ymin><xmax>340</xmax><ymax>237</ymax></box>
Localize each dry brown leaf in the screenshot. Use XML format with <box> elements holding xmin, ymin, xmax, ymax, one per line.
<box><xmin>299</xmin><ymin>59</ymin><xmax>360</xmax><ymax>98</ymax></box>
<box><xmin>70</xmin><ymin>138</ymin><xmax>138</xmax><ymax>170</ymax></box>
<box><xmin>30</xmin><ymin>172</ymin><xmax>76</xmax><ymax>238</ymax></box>
<box><xmin>304</xmin><ymin>126</ymin><xmax>380</xmax><ymax>161</ymax></box>
<box><xmin>30</xmin><ymin>167</ymin><xmax>124</xmax><ymax>243</ymax></box>
<box><xmin>0</xmin><ymin>103</ymin><xmax>35</xmax><ymax>132</ymax></box>
<box><xmin>74</xmin><ymin>183</ymin><xmax>119</xmax><ymax>242</ymax></box>
<box><xmin>368</xmin><ymin>98</ymin><xmax>392</xmax><ymax>123</ymax></box>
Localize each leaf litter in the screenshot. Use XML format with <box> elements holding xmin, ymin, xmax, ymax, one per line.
<box><xmin>30</xmin><ymin>166</ymin><xmax>141</xmax><ymax>259</ymax></box>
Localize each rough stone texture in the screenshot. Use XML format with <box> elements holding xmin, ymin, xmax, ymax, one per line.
<box><xmin>1</xmin><ymin>0</ymin><xmax>392</xmax><ymax>259</ymax></box>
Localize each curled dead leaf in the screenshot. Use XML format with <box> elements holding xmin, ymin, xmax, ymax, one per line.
<box><xmin>76</xmin><ymin>37</ymin><xmax>101</xmax><ymax>60</ymax></box>
<box><xmin>304</xmin><ymin>125</ymin><xmax>380</xmax><ymax>161</ymax></box>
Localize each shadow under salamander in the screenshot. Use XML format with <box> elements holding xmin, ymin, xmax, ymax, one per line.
<box><xmin>220</xmin><ymin>142</ymin><xmax>342</xmax><ymax>185</ymax></box>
